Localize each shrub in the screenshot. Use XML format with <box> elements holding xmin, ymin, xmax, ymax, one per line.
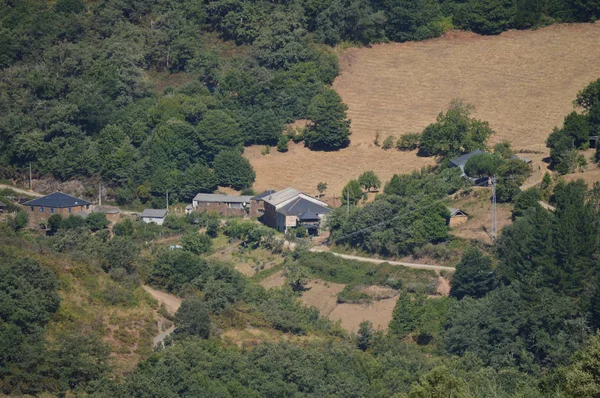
<box><xmin>175</xmin><ymin>298</ymin><xmax>211</xmax><ymax>339</ymax></box>
<box><xmin>396</xmin><ymin>133</ymin><xmax>420</xmax><ymax>151</ymax></box>
<box><xmin>86</xmin><ymin>212</ymin><xmax>109</xmax><ymax>232</ymax></box>
<box><xmin>382</xmin><ymin>135</ymin><xmax>395</xmax><ymax>150</ymax></box>
<box><xmin>277</xmin><ymin>135</ymin><xmax>289</xmax><ymax>152</ymax></box>
<box><xmin>181</xmin><ymin>231</ymin><xmax>212</xmax><ymax>255</ymax></box>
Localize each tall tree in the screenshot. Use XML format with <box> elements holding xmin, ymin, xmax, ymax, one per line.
<box><xmin>213</xmin><ymin>150</ymin><xmax>256</xmax><ymax>190</ymax></box>
<box><xmin>305</xmin><ymin>88</ymin><xmax>351</xmax><ymax>150</ymax></box>
<box><xmin>450</xmin><ymin>248</ymin><xmax>496</xmax><ymax>300</ymax></box>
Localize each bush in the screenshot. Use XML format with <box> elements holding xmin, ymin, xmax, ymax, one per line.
<box><xmin>175</xmin><ymin>298</ymin><xmax>211</xmax><ymax>339</ymax></box>
<box><xmin>277</xmin><ymin>135</ymin><xmax>289</xmax><ymax>152</ymax></box>
<box><xmin>396</xmin><ymin>133</ymin><xmax>420</xmax><ymax>151</ymax></box>
<box><xmin>382</xmin><ymin>135</ymin><xmax>395</xmax><ymax>150</ymax></box>
<box><xmin>86</xmin><ymin>212</ymin><xmax>110</xmax><ymax>232</ymax></box>
<box><xmin>113</xmin><ymin>218</ymin><xmax>134</xmax><ymax>236</ymax></box>
<box><xmin>181</xmin><ymin>231</ymin><xmax>212</xmax><ymax>255</ymax></box>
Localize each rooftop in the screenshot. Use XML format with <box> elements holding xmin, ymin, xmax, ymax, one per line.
<box><xmin>0</xmin><ymin>200</ymin><xmax>5</xmax><ymax>207</ymax></box>
<box><xmin>278</xmin><ymin>197</ymin><xmax>331</xmax><ymax>217</ymax></box>
<box><xmin>140</xmin><ymin>209</ymin><xmax>168</xmax><ymax>218</ymax></box>
<box><xmin>263</xmin><ymin>187</ymin><xmax>301</xmax><ymax>207</ymax></box>
<box><xmin>448</xmin><ymin>208</ymin><xmax>467</xmax><ymax>217</ymax></box>
<box><xmin>193</xmin><ymin>193</ymin><xmax>253</xmax><ymax>203</ymax></box>
<box><xmin>252</xmin><ymin>190</ymin><xmax>277</xmax><ymax>200</ymax></box>
<box><xmin>23</xmin><ymin>192</ymin><xmax>92</xmax><ymax>208</ymax></box>
<box><xmin>449</xmin><ymin>149</ymin><xmax>485</xmax><ymax>168</ymax></box>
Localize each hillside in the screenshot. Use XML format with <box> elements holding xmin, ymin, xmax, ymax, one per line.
<box><xmin>248</xmin><ymin>22</ymin><xmax>600</xmax><ymax>195</ymax></box>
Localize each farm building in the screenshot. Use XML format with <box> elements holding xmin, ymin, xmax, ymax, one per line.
<box><xmin>92</xmin><ymin>205</ymin><xmax>121</xmax><ymax>223</ymax></box>
<box><xmin>251</xmin><ymin>190</ymin><xmax>277</xmax><ymax>217</ymax></box>
<box><xmin>23</xmin><ymin>192</ymin><xmax>92</xmax><ymax>228</ymax></box>
<box><xmin>449</xmin><ymin>150</ymin><xmax>485</xmax><ymax>175</ymax></box>
<box><xmin>191</xmin><ymin>194</ymin><xmax>255</xmax><ymax>217</ymax></box>
<box><xmin>262</xmin><ymin>187</ymin><xmax>331</xmax><ymax>234</ymax></box>
<box><xmin>447</xmin><ymin>208</ymin><xmax>468</xmax><ymax>227</ymax></box>
<box><xmin>140</xmin><ymin>209</ymin><xmax>168</xmax><ymax>225</ymax></box>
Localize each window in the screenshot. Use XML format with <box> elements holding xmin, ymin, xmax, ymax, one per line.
<box><xmin>86</xmin><ymin>205</ymin><xmax>90</xmax><ymax>210</ymax></box>
<box><xmin>40</xmin><ymin>207</ymin><xmax>44</xmax><ymax>213</ymax></box>
<box><xmin>30</xmin><ymin>206</ymin><xmax>34</xmax><ymax>212</ymax></box>
<box><xmin>68</xmin><ymin>207</ymin><xmax>72</xmax><ymax>213</ymax></box>
<box><xmin>228</xmin><ymin>203</ymin><xmax>243</xmax><ymax>209</ymax></box>
<box><xmin>50</xmin><ymin>208</ymin><xmax>54</xmax><ymax>214</ymax></box>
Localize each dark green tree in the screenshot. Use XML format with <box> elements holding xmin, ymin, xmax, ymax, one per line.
<box><xmin>86</xmin><ymin>213</ymin><xmax>109</xmax><ymax>232</ymax></box>
<box><xmin>213</xmin><ymin>150</ymin><xmax>256</xmax><ymax>190</ymax></box>
<box><xmin>358</xmin><ymin>170</ymin><xmax>381</xmax><ymax>192</ymax></box>
<box><xmin>175</xmin><ymin>298</ymin><xmax>211</xmax><ymax>338</ymax></box>
<box><xmin>305</xmin><ymin>88</ymin><xmax>351</xmax><ymax>150</ymax></box>
<box><xmin>464</xmin><ymin>153</ymin><xmax>503</xmax><ymax>178</ymax></box>
<box><xmin>341</xmin><ymin>180</ymin><xmax>363</xmax><ymax>206</ymax></box>
<box><xmin>181</xmin><ymin>231</ymin><xmax>212</xmax><ymax>255</ymax></box>
<box><xmin>450</xmin><ymin>248</ymin><xmax>496</xmax><ymax>300</ymax></box>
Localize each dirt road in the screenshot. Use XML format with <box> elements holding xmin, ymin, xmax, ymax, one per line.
<box><xmin>0</xmin><ymin>184</ymin><xmax>44</xmax><ymax>197</ymax></box>
<box><xmin>309</xmin><ymin>248</ymin><xmax>454</xmax><ymax>272</ymax></box>
<box><xmin>142</xmin><ymin>285</ymin><xmax>182</xmax><ymax>314</ymax></box>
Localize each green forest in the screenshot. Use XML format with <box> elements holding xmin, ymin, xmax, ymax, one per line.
<box><xmin>3</xmin><ymin>0</ymin><xmax>600</xmax><ymax>397</ymax></box>
<box><xmin>1</xmin><ymin>0</ymin><xmax>599</xmax><ymax>206</ymax></box>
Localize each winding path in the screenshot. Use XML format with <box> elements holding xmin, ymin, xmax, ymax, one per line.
<box><xmin>309</xmin><ymin>248</ymin><xmax>455</xmax><ymax>272</ymax></box>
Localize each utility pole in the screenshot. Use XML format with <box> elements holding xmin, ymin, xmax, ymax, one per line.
<box><xmin>166</xmin><ymin>191</ymin><xmax>169</xmax><ymax>212</ymax></box>
<box><xmin>98</xmin><ymin>183</ymin><xmax>102</xmax><ymax>207</ymax></box>
<box><xmin>29</xmin><ymin>162</ymin><xmax>32</xmax><ymax>190</ymax></box>
<box><xmin>491</xmin><ymin>175</ymin><xmax>497</xmax><ymax>241</ymax></box>
<box><xmin>346</xmin><ymin>189</ymin><xmax>349</xmax><ymax>214</ymax></box>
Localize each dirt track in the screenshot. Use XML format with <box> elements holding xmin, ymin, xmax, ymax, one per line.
<box><xmin>0</xmin><ymin>184</ymin><xmax>43</xmax><ymax>197</ymax></box>
<box><xmin>309</xmin><ymin>248</ymin><xmax>454</xmax><ymax>272</ymax></box>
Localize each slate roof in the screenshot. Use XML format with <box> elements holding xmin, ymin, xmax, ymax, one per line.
<box><xmin>23</xmin><ymin>192</ymin><xmax>92</xmax><ymax>208</ymax></box>
<box><xmin>449</xmin><ymin>150</ymin><xmax>485</xmax><ymax>169</ymax></box>
<box><xmin>0</xmin><ymin>200</ymin><xmax>5</xmax><ymax>207</ymax></box>
<box><xmin>140</xmin><ymin>209</ymin><xmax>168</xmax><ymax>218</ymax></box>
<box><xmin>278</xmin><ymin>197</ymin><xmax>331</xmax><ymax>217</ymax></box>
<box><xmin>298</xmin><ymin>211</ymin><xmax>319</xmax><ymax>220</ymax></box>
<box><xmin>193</xmin><ymin>193</ymin><xmax>252</xmax><ymax>203</ymax></box>
<box><xmin>263</xmin><ymin>187</ymin><xmax>301</xmax><ymax>207</ymax></box>
<box><xmin>252</xmin><ymin>190</ymin><xmax>277</xmax><ymax>200</ymax></box>
<box><xmin>447</xmin><ymin>208</ymin><xmax>467</xmax><ymax>217</ymax></box>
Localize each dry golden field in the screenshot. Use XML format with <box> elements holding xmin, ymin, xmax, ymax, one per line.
<box><xmin>246</xmin><ymin>23</ymin><xmax>600</xmax><ymax>197</ymax></box>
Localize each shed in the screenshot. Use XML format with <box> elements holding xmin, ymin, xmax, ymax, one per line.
<box><xmin>447</xmin><ymin>208</ymin><xmax>468</xmax><ymax>227</ymax></box>
<box><xmin>140</xmin><ymin>209</ymin><xmax>168</xmax><ymax>225</ymax></box>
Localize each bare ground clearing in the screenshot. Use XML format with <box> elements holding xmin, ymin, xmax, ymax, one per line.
<box><xmin>247</xmin><ymin>23</ymin><xmax>600</xmax><ymax>195</ymax></box>
<box><xmin>329</xmin><ymin>297</ymin><xmax>398</xmax><ymax>333</ymax></box>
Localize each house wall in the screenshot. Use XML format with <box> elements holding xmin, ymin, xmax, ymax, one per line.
<box><xmin>193</xmin><ymin>201</ymin><xmax>248</xmax><ymax>217</ymax></box>
<box><xmin>25</xmin><ymin>204</ymin><xmax>92</xmax><ymax>228</ymax></box>
<box><xmin>263</xmin><ymin>202</ymin><xmax>278</xmax><ymax>229</ymax></box>
<box><xmin>449</xmin><ymin>215</ymin><xmax>468</xmax><ymax>228</ymax></box>
<box><xmin>142</xmin><ymin>216</ymin><xmax>165</xmax><ymax>225</ymax></box>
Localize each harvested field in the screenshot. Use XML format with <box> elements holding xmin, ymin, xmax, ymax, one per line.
<box><xmin>329</xmin><ymin>297</ymin><xmax>398</xmax><ymax>333</ymax></box>
<box><xmin>299</xmin><ymin>279</ymin><xmax>345</xmax><ymax>317</ymax></box>
<box><xmin>247</xmin><ymin>23</ymin><xmax>600</xmax><ymax>196</ymax></box>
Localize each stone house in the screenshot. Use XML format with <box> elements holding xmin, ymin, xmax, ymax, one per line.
<box><xmin>191</xmin><ymin>194</ymin><xmax>255</xmax><ymax>217</ymax></box>
<box><xmin>23</xmin><ymin>192</ymin><xmax>92</xmax><ymax>228</ymax></box>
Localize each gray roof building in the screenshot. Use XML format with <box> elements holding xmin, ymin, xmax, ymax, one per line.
<box><xmin>278</xmin><ymin>196</ymin><xmax>331</xmax><ymax>217</ymax></box>
<box><xmin>140</xmin><ymin>209</ymin><xmax>168</xmax><ymax>218</ymax></box>
<box><xmin>252</xmin><ymin>190</ymin><xmax>277</xmax><ymax>200</ymax></box>
<box><xmin>193</xmin><ymin>193</ymin><xmax>253</xmax><ymax>204</ymax></box>
<box><xmin>23</xmin><ymin>192</ymin><xmax>92</xmax><ymax>208</ymax></box>
<box><xmin>449</xmin><ymin>150</ymin><xmax>485</xmax><ymax>170</ymax></box>
<box><xmin>0</xmin><ymin>200</ymin><xmax>5</xmax><ymax>208</ymax></box>
<box><xmin>263</xmin><ymin>187</ymin><xmax>301</xmax><ymax>207</ymax></box>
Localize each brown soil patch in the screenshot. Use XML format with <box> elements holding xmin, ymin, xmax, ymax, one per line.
<box><xmin>299</xmin><ymin>279</ymin><xmax>345</xmax><ymax>316</ymax></box>
<box><xmin>360</xmin><ymin>285</ymin><xmax>397</xmax><ymax>300</ymax></box>
<box><xmin>142</xmin><ymin>285</ymin><xmax>182</xmax><ymax>314</ymax></box>
<box><xmin>436</xmin><ymin>277</ymin><xmax>450</xmax><ymax>296</ymax></box>
<box><xmin>329</xmin><ymin>297</ymin><xmax>397</xmax><ymax>333</ymax></box>
<box><xmin>246</xmin><ymin>23</ymin><xmax>600</xmax><ymax>195</ymax></box>
<box><xmin>259</xmin><ymin>271</ymin><xmax>286</xmax><ymax>289</ymax></box>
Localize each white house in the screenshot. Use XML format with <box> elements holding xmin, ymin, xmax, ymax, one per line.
<box><xmin>140</xmin><ymin>209</ymin><xmax>168</xmax><ymax>225</ymax></box>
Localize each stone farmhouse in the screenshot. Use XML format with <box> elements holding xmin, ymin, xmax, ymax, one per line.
<box><xmin>23</xmin><ymin>192</ymin><xmax>92</xmax><ymax>228</ymax></box>
<box><xmin>261</xmin><ymin>187</ymin><xmax>331</xmax><ymax>234</ymax></box>
<box><xmin>190</xmin><ymin>194</ymin><xmax>256</xmax><ymax>217</ymax></box>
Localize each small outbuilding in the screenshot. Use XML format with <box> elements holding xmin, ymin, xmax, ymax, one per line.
<box><xmin>0</xmin><ymin>200</ymin><xmax>5</xmax><ymax>213</ymax></box>
<box><xmin>447</xmin><ymin>208</ymin><xmax>468</xmax><ymax>227</ymax></box>
<box><xmin>140</xmin><ymin>209</ymin><xmax>168</xmax><ymax>225</ymax></box>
